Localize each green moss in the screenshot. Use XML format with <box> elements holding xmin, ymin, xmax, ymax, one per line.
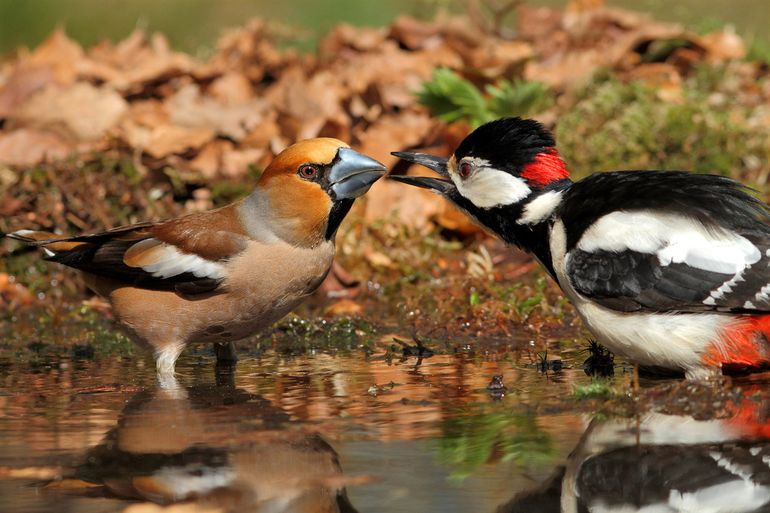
<box><xmin>269</xmin><ymin>315</ymin><xmax>379</xmax><ymax>355</ymax></box>
<box><xmin>556</xmin><ymin>68</ymin><xmax>770</xmax><ymax>182</ymax></box>
<box><xmin>747</xmin><ymin>35</ymin><xmax>770</xmax><ymax>65</ymax></box>
<box><xmin>0</xmin><ymin>303</ymin><xmax>134</xmax><ymax>360</ymax></box>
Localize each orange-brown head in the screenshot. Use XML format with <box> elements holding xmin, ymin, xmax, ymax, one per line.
<box><xmin>254</xmin><ymin>138</ymin><xmax>385</xmax><ymax>246</ymax></box>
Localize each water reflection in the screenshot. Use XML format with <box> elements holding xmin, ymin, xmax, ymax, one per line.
<box><xmin>7</xmin><ymin>350</ymin><xmax>770</xmax><ymax>511</ymax></box>
<box><xmin>502</xmin><ymin>384</ymin><xmax>770</xmax><ymax>513</ymax></box>
<box><xmin>73</xmin><ymin>377</ymin><xmax>358</xmax><ymax>512</ymax></box>
<box><xmin>0</xmin><ymin>353</ymin><xmax>587</xmax><ymax>513</ymax></box>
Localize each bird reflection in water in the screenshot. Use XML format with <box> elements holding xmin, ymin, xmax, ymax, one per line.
<box><xmin>69</xmin><ymin>376</ymin><xmax>359</xmax><ymax>513</ymax></box>
<box><xmin>500</xmin><ymin>383</ymin><xmax>770</xmax><ymax>513</ymax></box>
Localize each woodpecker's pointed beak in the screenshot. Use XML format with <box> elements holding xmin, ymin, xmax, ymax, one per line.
<box><xmin>390</xmin><ymin>151</ymin><xmax>450</xmax><ymax>177</ymax></box>
<box><xmin>388</xmin><ymin>151</ymin><xmax>455</xmax><ymax>194</ymax></box>
<box><xmin>329</xmin><ymin>147</ymin><xmax>387</xmax><ymax>200</ymax></box>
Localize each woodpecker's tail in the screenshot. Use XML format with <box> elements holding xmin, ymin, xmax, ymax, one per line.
<box><xmin>706</xmin><ymin>315</ymin><xmax>770</xmax><ymax>370</ymax></box>
<box><xmin>6</xmin><ymin>230</ymin><xmax>85</xmax><ymax>257</ymax></box>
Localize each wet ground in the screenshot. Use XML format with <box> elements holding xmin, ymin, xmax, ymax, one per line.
<box><xmin>3</xmin><ymin>330</ymin><xmax>770</xmax><ymax>513</ymax></box>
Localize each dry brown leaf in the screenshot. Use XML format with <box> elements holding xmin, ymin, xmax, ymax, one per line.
<box><xmin>26</xmin><ymin>28</ymin><xmax>84</xmax><ymax>85</ymax></box>
<box><xmin>363</xmin><ymin>178</ymin><xmax>444</xmax><ymax>227</ymax></box>
<box><xmin>327</xmin><ymin>42</ymin><xmax>460</xmax><ymax>109</ymax></box>
<box><xmin>360</xmin><ymin>114</ymin><xmax>459</xmax><ymax>227</ymax></box>
<box><xmin>363</xmin><ymin>248</ymin><xmax>394</xmax><ymax>268</ymax></box>
<box><xmin>208</xmin><ymin>72</ymin><xmax>254</xmax><ymax>103</ymax></box>
<box><xmin>0</xmin><ymin>64</ymin><xmax>56</xmax><ymax>118</ymax></box>
<box><xmin>355</xmin><ymin>112</ymin><xmax>435</xmax><ymax>167</ymax></box>
<box><xmin>525</xmin><ymin>49</ymin><xmax>593</xmax><ymax>89</ymax></box>
<box><xmin>125</xmin><ymin>99</ymin><xmax>169</xmax><ymax>129</ymax></box>
<box><xmin>436</xmin><ymin>203</ymin><xmax>483</xmax><ymax>235</ymax></box>
<box><xmin>518</xmin><ymin>5</ymin><xmax>705</xmax><ymax>89</ymax></box>
<box><xmin>517</xmin><ymin>6</ymin><xmax>565</xmax><ymax>44</ymax></box>
<box><xmin>205</xmin><ymin>19</ymin><xmax>297</xmax><ymax>81</ymax></box>
<box><xmin>143</xmin><ymin>125</ymin><xmax>215</xmax><ymax>159</ymax></box>
<box><xmin>269</xmin><ymin>68</ymin><xmax>349</xmax><ymax>140</ymax></box>
<box><xmin>86</xmin><ymin>30</ymin><xmax>195</xmax><ymax>92</ymax></box>
<box><xmin>0</xmin><ymin>128</ymin><xmax>70</xmax><ymax>166</ymax></box>
<box><xmin>221</xmin><ymin>147</ymin><xmax>265</xmax><ymax>178</ymax></box>
<box><xmin>0</xmin><ymin>272</ymin><xmax>35</xmax><ymax>307</ymax></box>
<box><xmin>388</xmin><ymin>16</ymin><xmax>443</xmax><ymax>51</ymax></box>
<box><xmin>189</xmin><ymin>140</ymin><xmax>234</xmax><ymax>179</ymax></box>
<box><xmin>468</xmin><ymin>39</ymin><xmax>534</xmax><ymax>78</ymax></box>
<box><xmin>10</xmin><ymin>82</ymin><xmax>127</xmax><ymax>141</ymax></box>
<box><xmin>241</xmin><ymin>113</ymin><xmax>280</xmax><ymax>149</ymax></box>
<box><xmin>621</xmin><ymin>63</ymin><xmax>683</xmax><ymax>102</ymax></box>
<box><xmin>167</xmin><ymin>84</ymin><xmax>267</xmax><ymax>141</ymax></box>
<box><xmin>324</xmin><ymin>298</ymin><xmax>363</xmax><ymax>317</ymax></box>
<box><xmin>320</xmin><ymin>24</ymin><xmax>388</xmax><ymax>54</ymax></box>
<box><xmin>700</xmin><ymin>30</ymin><xmax>746</xmax><ymax>62</ymax></box>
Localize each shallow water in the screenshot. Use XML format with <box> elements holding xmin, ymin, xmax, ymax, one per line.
<box><xmin>3</xmin><ymin>344</ymin><xmax>770</xmax><ymax>512</ymax></box>
<box><xmin>0</xmin><ymin>348</ymin><xmax>591</xmax><ymax>513</ymax></box>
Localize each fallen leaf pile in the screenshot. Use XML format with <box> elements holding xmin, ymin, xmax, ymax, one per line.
<box><xmin>0</xmin><ymin>2</ymin><xmax>764</xmax><ymax>235</ymax></box>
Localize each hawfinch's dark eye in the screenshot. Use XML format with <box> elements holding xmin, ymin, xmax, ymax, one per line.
<box><xmin>459</xmin><ymin>162</ymin><xmax>473</xmax><ymax>179</ymax></box>
<box><xmin>298</xmin><ymin>164</ymin><xmax>319</xmax><ymax>179</ymax></box>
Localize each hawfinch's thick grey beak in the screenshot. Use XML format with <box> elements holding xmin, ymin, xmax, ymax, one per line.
<box><xmin>388</xmin><ymin>151</ymin><xmax>455</xmax><ymax>194</ymax></box>
<box><xmin>329</xmin><ymin>147</ymin><xmax>387</xmax><ymax>200</ymax></box>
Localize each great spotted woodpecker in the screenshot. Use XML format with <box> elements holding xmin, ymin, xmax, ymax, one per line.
<box><xmin>391</xmin><ymin>117</ymin><xmax>770</xmax><ymax>379</ymax></box>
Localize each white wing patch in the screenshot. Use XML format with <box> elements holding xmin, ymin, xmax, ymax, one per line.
<box><xmin>578</xmin><ymin>210</ymin><xmax>761</xmax><ymax>275</ymax></box>
<box><xmin>124</xmin><ymin>238</ymin><xmax>227</xmax><ymax>280</ymax></box>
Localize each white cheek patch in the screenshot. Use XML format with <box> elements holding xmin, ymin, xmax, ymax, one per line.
<box><xmin>451</xmin><ymin>167</ymin><xmax>531</xmax><ymax>209</ymax></box>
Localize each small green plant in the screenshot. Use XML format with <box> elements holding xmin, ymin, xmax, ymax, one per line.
<box><xmin>417</xmin><ymin>68</ymin><xmax>552</xmax><ymax>127</ymax></box>
<box><xmin>515</xmin><ymin>276</ymin><xmax>546</xmax><ymax>318</ymax></box>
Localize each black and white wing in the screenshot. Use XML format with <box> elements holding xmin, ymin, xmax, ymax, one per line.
<box><xmin>556</xmin><ymin>171</ymin><xmax>770</xmax><ymax>314</ymax></box>
<box><xmin>564</xmin><ymin>210</ymin><xmax>770</xmax><ymax>313</ymax></box>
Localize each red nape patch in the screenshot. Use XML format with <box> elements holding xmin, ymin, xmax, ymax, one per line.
<box><xmin>703</xmin><ymin>315</ymin><xmax>770</xmax><ymax>367</ymax></box>
<box><xmin>520</xmin><ymin>148</ymin><xmax>570</xmax><ymax>187</ymax></box>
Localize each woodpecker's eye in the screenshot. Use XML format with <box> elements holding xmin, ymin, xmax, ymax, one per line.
<box><xmin>298</xmin><ymin>164</ymin><xmax>319</xmax><ymax>179</ymax></box>
<box><xmin>459</xmin><ymin>161</ymin><xmax>473</xmax><ymax>179</ymax></box>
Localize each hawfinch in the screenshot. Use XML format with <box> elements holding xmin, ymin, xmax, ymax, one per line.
<box><xmin>9</xmin><ymin>138</ymin><xmax>385</xmax><ymax>376</ymax></box>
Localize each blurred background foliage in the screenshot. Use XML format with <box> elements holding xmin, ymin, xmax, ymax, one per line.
<box><xmin>0</xmin><ymin>0</ymin><xmax>768</xmax><ymax>55</ymax></box>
